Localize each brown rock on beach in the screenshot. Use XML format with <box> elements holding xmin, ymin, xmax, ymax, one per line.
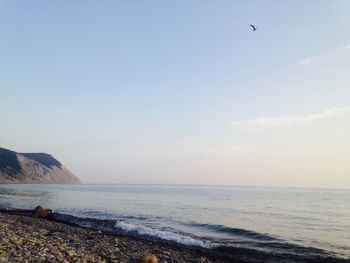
<box><xmin>140</xmin><ymin>253</ymin><xmax>158</xmax><ymax>263</ymax></box>
<box><xmin>31</xmin><ymin>206</ymin><xmax>52</xmax><ymax>218</ymax></box>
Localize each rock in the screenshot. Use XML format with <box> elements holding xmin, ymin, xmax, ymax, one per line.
<box><xmin>58</xmin><ymin>245</ymin><xmax>66</xmax><ymax>252</ymax></box>
<box><xmin>66</xmin><ymin>250</ymin><xmax>76</xmax><ymax>257</ymax></box>
<box><xmin>139</xmin><ymin>254</ymin><xmax>158</xmax><ymax>263</ymax></box>
<box><xmin>28</xmin><ymin>239</ymin><xmax>37</xmax><ymax>244</ymax></box>
<box><xmin>198</xmin><ymin>256</ymin><xmax>208</xmax><ymax>263</ymax></box>
<box><xmin>11</xmin><ymin>239</ymin><xmax>22</xmax><ymax>245</ymax></box>
<box><xmin>31</xmin><ymin>206</ymin><xmax>52</xmax><ymax>218</ymax></box>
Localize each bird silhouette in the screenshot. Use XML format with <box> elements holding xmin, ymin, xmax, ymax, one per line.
<box><xmin>250</xmin><ymin>24</ymin><xmax>257</xmax><ymax>31</ymax></box>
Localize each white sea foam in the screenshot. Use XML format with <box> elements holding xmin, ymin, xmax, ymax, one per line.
<box><xmin>115</xmin><ymin>221</ymin><xmax>213</xmax><ymax>249</ymax></box>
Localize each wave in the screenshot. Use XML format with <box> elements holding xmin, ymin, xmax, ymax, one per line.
<box><xmin>49</xmin><ymin>212</ymin><xmax>214</xmax><ymax>249</ymax></box>
<box><xmin>115</xmin><ymin>221</ymin><xmax>214</xmax><ymax>248</ymax></box>
<box><xmin>43</xmin><ymin>212</ymin><xmax>334</xmax><ymax>257</ymax></box>
<box><xmin>184</xmin><ymin>221</ymin><xmax>336</xmax><ymax>258</ymax></box>
<box><xmin>186</xmin><ymin>221</ymin><xmax>277</xmax><ymax>241</ymax></box>
<box><xmin>49</xmin><ymin>212</ymin><xmax>117</xmax><ymax>229</ymax></box>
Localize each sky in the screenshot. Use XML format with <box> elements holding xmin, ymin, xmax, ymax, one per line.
<box><xmin>1</xmin><ymin>1</ymin><xmax>349</xmax><ymax>188</ymax></box>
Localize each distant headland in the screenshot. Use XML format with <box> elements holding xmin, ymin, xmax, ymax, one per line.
<box><xmin>0</xmin><ymin>147</ymin><xmax>81</xmax><ymax>184</ymax></box>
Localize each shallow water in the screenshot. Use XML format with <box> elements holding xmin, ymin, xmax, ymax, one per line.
<box><xmin>0</xmin><ymin>184</ymin><xmax>349</xmax><ymax>258</ymax></box>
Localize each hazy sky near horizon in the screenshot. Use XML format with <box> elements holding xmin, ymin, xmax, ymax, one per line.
<box><xmin>1</xmin><ymin>1</ymin><xmax>350</xmax><ymax>188</ymax></box>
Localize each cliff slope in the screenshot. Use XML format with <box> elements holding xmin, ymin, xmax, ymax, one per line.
<box><xmin>0</xmin><ymin>147</ymin><xmax>81</xmax><ymax>184</ymax></box>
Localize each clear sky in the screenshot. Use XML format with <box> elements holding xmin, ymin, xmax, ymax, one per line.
<box><xmin>1</xmin><ymin>1</ymin><xmax>349</xmax><ymax>188</ymax></box>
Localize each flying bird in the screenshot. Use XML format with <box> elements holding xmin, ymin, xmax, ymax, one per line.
<box><xmin>250</xmin><ymin>24</ymin><xmax>257</xmax><ymax>31</ymax></box>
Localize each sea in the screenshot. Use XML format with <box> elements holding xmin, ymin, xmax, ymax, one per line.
<box><xmin>0</xmin><ymin>184</ymin><xmax>349</xmax><ymax>260</ymax></box>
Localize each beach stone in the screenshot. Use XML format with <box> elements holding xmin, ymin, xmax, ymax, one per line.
<box><xmin>139</xmin><ymin>253</ymin><xmax>158</xmax><ymax>263</ymax></box>
<box><xmin>58</xmin><ymin>245</ymin><xmax>66</xmax><ymax>252</ymax></box>
<box><xmin>31</xmin><ymin>206</ymin><xmax>52</xmax><ymax>218</ymax></box>
<box><xmin>11</xmin><ymin>239</ymin><xmax>22</xmax><ymax>246</ymax></box>
<box><xmin>66</xmin><ymin>249</ymin><xmax>76</xmax><ymax>257</ymax></box>
<box><xmin>198</xmin><ymin>256</ymin><xmax>208</xmax><ymax>263</ymax></box>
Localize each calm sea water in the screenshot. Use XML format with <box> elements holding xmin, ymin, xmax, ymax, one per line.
<box><xmin>0</xmin><ymin>184</ymin><xmax>349</xmax><ymax>259</ymax></box>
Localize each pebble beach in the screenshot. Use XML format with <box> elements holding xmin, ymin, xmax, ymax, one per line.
<box><xmin>0</xmin><ymin>212</ymin><xmax>226</xmax><ymax>263</ymax></box>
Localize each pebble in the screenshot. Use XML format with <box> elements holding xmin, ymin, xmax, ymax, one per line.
<box><xmin>66</xmin><ymin>249</ymin><xmax>76</xmax><ymax>257</ymax></box>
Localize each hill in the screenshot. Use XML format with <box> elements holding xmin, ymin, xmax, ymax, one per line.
<box><xmin>0</xmin><ymin>147</ymin><xmax>81</xmax><ymax>184</ymax></box>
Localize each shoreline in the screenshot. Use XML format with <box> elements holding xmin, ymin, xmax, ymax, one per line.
<box><xmin>0</xmin><ymin>209</ymin><xmax>348</xmax><ymax>263</ymax></box>
<box><xmin>0</xmin><ymin>210</ymin><xmax>232</xmax><ymax>263</ymax></box>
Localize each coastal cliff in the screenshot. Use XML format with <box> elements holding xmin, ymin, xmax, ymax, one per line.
<box><xmin>0</xmin><ymin>147</ymin><xmax>81</xmax><ymax>184</ymax></box>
